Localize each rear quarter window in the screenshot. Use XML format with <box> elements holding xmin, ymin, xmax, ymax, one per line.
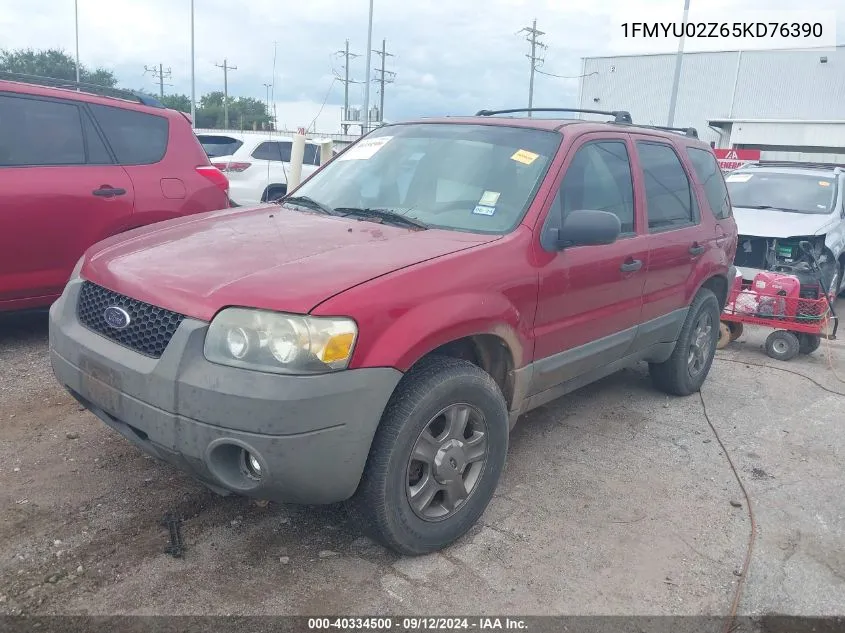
<box><xmin>197</xmin><ymin>135</ymin><xmax>243</xmax><ymax>158</ymax></box>
<box><xmin>687</xmin><ymin>146</ymin><xmax>731</xmax><ymax>219</ymax></box>
<box><xmin>89</xmin><ymin>104</ymin><xmax>169</xmax><ymax>165</ymax></box>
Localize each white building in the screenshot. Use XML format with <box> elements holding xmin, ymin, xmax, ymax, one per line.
<box><xmin>578</xmin><ymin>45</ymin><xmax>845</xmax><ymax>163</ymax></box>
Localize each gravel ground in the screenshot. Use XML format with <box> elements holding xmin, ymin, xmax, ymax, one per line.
<box><xmin>0</xmin><ymin>305</ymin><xmax>843</xmax><ymax>620</ymax></box>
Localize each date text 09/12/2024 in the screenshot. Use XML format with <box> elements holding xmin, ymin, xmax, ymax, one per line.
<box><xmin>307</xmin><ymin>617</ymin><xmax>528</xmax><ymax>631</ymax></box>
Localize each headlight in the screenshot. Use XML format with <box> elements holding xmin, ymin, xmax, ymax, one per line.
<box><xmin>204</xmin><ymin>308</ymin><xmax>358</xmax><ymax>374</ymax></box>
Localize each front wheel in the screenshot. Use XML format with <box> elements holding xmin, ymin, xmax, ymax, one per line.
<box><xmin>350</xmin><ymin>356</ymin><xmax>509</xmax><ymax>555</ymax></box>
<box><xmin>765</xmin><ymin>330</ymin><xmax>800</xmax><ymax>361</ymax></box>
<box><xmin>650</xmin><ymin>289</ymin><xmax>720</xmax><ymax>396</ymax></box>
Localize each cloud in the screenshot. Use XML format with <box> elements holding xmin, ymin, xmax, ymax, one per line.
<box><xmin>2</xmin><ymin>0</ymin><xmax>842</xmax><ymax>132</ymax></box>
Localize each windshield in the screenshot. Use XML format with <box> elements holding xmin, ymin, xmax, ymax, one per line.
<box><xmin>197</xmin><ymin>135</ymin><xmax>243</xmax><ymax>158</ymax></box>
<box><xmin>726</xmin><ymin>171</ymin><xmax>836</xmax><ymax>214</ymax></box>
<box><xmin>290</xmin><ymin>123</ymin><xmax>561</xmax><ymax>234</ymax></box>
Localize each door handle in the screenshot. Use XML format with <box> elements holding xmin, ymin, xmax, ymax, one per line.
<box><xmin>689</xmin><ymin>244</ymin><xmax>705</xmax><ymax>256</ymax></box>
<box><xmin>620</xmin><ymin>259</ymin><xmax>643</xmax><ymax>273</ymax></box>
<box><xmin>92</xmin><ymin>186</ymin><xmax>127</xmax><ymax>197</ymax></box>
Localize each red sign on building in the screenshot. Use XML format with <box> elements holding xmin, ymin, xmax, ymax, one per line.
<box><xmin>714</xmin><ymin>149</ymin><xmax>760</xmax><ymax>171</ymax></box>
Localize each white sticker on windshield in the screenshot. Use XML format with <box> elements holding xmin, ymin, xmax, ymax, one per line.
<box><xmin>338</xmin><ymin>136</ymin><xmax>393</xmax><ymax>161</ymax></box>
<box><xmin>479</xmin><ymin>191</ymin><xmax>501</xmax><ymax>207</ymax></box>
<box><xmin>472</xmin><ymin>205</ymin><xmax>496</xmax><ymax>216</ymax></box>
<box><xmin>725</xmin><ymin>173</ymin><xmax>753</xmax><ymax>183</ymax></box>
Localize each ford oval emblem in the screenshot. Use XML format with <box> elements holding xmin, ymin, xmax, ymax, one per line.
<box><xmin>103</xmin><ymin>306</ymin><xmax>131</xmax><ymax>330</ymax></box>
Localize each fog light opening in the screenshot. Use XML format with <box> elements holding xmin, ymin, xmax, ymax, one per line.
<box><xmin>242</xmin><ymin>449</ymin><xmax>262</xmax><ymax>480</ymax></box>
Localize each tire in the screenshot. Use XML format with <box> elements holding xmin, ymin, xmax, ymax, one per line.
<box><xmin>262</xmin><ymin>184</ymin><xmax>287</xmax><ymax>203</ymax></box>
<box><xmin>728</xmin><ymin>322</ymin><xmax>743</xmax><ymax>342</ymax></box>
<box><xmin>350</xmin><ymin>356</ymin><xmax>509</xmax><ymax>555</ymax></box>
<box><xmin>650</xmin><ymin>289</ymin><xmax>720</xmax><ymax>396</ymax></box>
<box><xmin>765</xmin><ymin>330</ymin><xmax>800</xmax><ymax>361</ymax></box>
<box><xmin>798</xmin><ymin>333</ymin><xmax>821</xmax><ymax>355</ymax></box>
<box><xmin>717</xmin><ymin>322</ymin><xmax>732</xmax><ymax>350</ymax></box>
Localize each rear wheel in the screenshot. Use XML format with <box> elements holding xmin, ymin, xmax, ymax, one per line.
<box><xmin>727</xmin><ymin>322</ymin><xmax>743</xmax><ymax>341</ymax></box>
<box><xmin>350</xmin><ymin>356</ymin><xmax>508</xmax><ymax>555</ymax></box>
<box><xmin>765</xmin><ymin>330</ymin><xmax>800</xmax><ymax>361</ymax></box>
<box><xmin>650</xmin><ymin>289</ymin><xmax>720</xmax><ymax>396</ymax></box>
<box><xmin>798</xmin><ymin>333</ymin><xmax>821</xmax><ymax>355</ymax></box>
<box><xmin>262</xmin><ymin>184</ymin><xmax>287</xmax><ymax>203</ymax></box>
<box><xmin>717</xmin><ymin>322</ymin><xmax>732</xmax><ymax>350</ymax></box>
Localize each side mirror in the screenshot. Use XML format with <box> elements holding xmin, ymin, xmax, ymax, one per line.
<box><xmin>552</xmin><ymin>209</ymin><xmax>621</xmax><ymax>250</ymax></box>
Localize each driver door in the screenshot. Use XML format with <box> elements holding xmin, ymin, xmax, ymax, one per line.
<box><xmin>530</xmin><ymin>134</ymin><xmax>649</xmax><ymax>395</ymax></box>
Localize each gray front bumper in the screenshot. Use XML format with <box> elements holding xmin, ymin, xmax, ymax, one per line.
<box><xmin>49</xmin><ymin>279</ymin><xmax>403</xmax><ymax>504</ymax></box>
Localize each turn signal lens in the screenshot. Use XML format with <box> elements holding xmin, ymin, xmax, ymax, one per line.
<box><xmin>321</xmin><ymin>333</ymin><xmax>355</xmax><ymax>364</ymax></box>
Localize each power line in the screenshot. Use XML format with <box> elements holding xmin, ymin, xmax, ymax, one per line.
<box><xmin>214</xmin><ymin>59</ymin><xmax>238</xmax><ymax>128</ymax></box>
<box><xmin>143</xmin><ymin>63</ymin><xmax>172</xmax><ymax>97</ymax></box>
<box><xmin>372</xmin><ymin>39</ymin><xmax>395</xmax><ymax>124</ymax></box>
<box><xmin>309</xmin><ymin>77</ymin><xmax>339</xmax><ymax>132</ymax></box>
<box><xmin>518</xmin><ymin>19</ymin><xmax>547</xmax><ymax>117</ymax></box>
<box><xmin>535</xmin><ymin>69</ymin><xmax>598</xmax><ymax>80</ymax></box>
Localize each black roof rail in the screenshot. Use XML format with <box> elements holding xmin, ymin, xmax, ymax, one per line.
<box><xmin>745</xmin><ymin>160</ymin><xmax>845</xmax><ymax>171</ymax></box>
<box><xmin>0</xmin><ymin>71</ymin><xmax>165</xmax><ymax>108</ymax></box>
<box><xmin>624</xmin><ymin>124</ymin><xmax>699</xmax><ymax>138</ymax></box>
<box><xmin>475</xmin><ymin>107</ymin><xmax>633</xmax><ymax>124</ymax></box>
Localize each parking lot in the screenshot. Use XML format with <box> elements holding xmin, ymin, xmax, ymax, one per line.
<box><xmin>1</xmin><ymin>306</ymin><xmax>843</xmax><ymax>618</ymax></box>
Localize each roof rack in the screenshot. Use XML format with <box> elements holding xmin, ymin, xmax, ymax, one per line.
<box><xmin>475</xmin><ymin>107</ymin><xmax>633</xmax><ymax>124</ymax></box>
<box><xmin>744</xmin><ymin>160</ymin><xmax>845</xmax><ymax>172</ymax></box>
<box><xmin>0</xmin><ymin>71</ymin><xmax>165</xmax><ymax>108</ymax></box>
<box><xmin>622</xmin><ymin>124</ymin><xmax>699</xmax><ymax>138</ymax></box>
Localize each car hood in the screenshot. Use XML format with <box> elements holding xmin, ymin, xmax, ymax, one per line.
<box><xmin>732</xmin><ymin>206</ymin><xmax>837</xmax><ymax>239</ymax></box>
<box><xmin>82</xmin><ymin>205</ymin><xmax>497</xmax><ymax>321</ymax></box>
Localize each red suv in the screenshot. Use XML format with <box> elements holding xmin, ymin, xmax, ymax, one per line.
<box><xmin>49</xmin><ymin>108</ymin><xmax>737</xmax><ymax>554</ymax></box>
<box><xmin>0</xmin><ymin>74</ymin><xmax>230</xmax><ymax>312</ymax></box>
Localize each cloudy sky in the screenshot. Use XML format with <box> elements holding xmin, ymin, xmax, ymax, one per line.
<box><xmin>2</xmin><ymin>0</ymin><xmax>842</xmax><ymax>132</ymax></box>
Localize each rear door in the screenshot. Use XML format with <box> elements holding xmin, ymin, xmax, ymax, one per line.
<box><xmin>632</xmin><ymin>137</ymin><xmax>702</xmax><ymax>325</ymax></box>
<box><xmin>0</xmin><ymin>93</ymin><xmax>134</xmax><ymax>307</ymax></box>
<box><xmin>531</xmin><ymin>133</ymin><xmax>649</xmax><ymax>394</ymax></box>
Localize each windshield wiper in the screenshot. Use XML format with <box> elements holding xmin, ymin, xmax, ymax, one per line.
<box><xmin>335</xmin><ymin>207</ymin><xmax>429</xmax><ymax>230</ymax></box>
<box><xmin>282</xmin><ymin>195</ymin><xmax>337</xmax><ymax>215</ymax></box>
<box><xmin>740</xmin><ymin>204</ymin><xmax>809</xmax><ymax>213</ymax></box>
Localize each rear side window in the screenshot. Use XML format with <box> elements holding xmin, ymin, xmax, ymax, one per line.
<box><xmin>0</xmin><ymin>94</ymin><xmax>85</xmax><ymax>166</ymax></box>
<box><xmin>637</xmin><ymin>141</ymin><xmax>695</xmax><ymax>231</ymax></box>
<box><xmin>89</xmin><ymin>104</ymin><xmax>169</xmax><ymax>165</ymax></box>
<box><xmin>687</xmin><ymin>147</ymin><xmax>731</xmax><ymax>219</ymax></box>
<box><xmin>197</xmin><ymin>135</ymin><xmax>243</xmax><ymax>158</ymax></box>
<box><xmin>252</xmin><ymin>141</ymin><xmax>282</xmax><ymax>161</ymax></box>
<box><xmin>559</xmin><ymin>141</ymin><xmax>635</xmax><ymax>234</ymax></box>
<box><xmin>303</xmin><ymin>144</ymin><xmax>320</xmax><ymax>166</ymax></box>
<box><xmin>81</xmin><ymin>110</ymin><xmax>112</xmax><ymax>165</ymax></box>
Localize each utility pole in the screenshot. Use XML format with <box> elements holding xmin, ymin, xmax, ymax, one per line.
<box><xmin>74</xmin><ymin>0</ymin><xmax>80</xmax><ymax>84</ymax></box>
<box><xmin>667</xmin><ymin>0</ymin><xmax>692</xmax><ymax>127</ymax></box>
<box><xmin>518</xmin><ymin>19</ymin><xmax>546</xmax><ymax>117</ymax></box>
<box><xmin>372</xmin><ymin>39</ymin><xmax>395</xmax><ymax>125</ymax></box>
<box><xmin>215</xmin><ymin>59</ymin><xmax>238</xmax><ymax>129</ymax></box>
<box><xmin>362</xmin><ymin>0</ymin><xmax>374</xmax><ymax>133</ymax></box>
<box><xmin>144</xmin><ymin>63</ymin><xmax>172</xmax><ymax>97</ymax></box>
<box><xmin>336</xmin><ymin>40</ymin><xmax>361</xmax><ymax>134</ymax></box>
<box><xmin>190</xmin><ymin>0</ymin><xmax>195</xmax><ymax>127</ymax></box>
<box><xmin>262</xmin><ymin>82</ymin><xmax>272</xmax><ymax>114</ymax></box>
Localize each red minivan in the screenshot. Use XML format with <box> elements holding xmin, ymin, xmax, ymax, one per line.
<box><xmin>0</xmin><ymin>74</ymin><xmax>230</xmax><ymax>312</ymax></box>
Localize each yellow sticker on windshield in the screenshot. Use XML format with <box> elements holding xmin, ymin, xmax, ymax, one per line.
<box><xmin>511</xmin><ymin>149</ymin><xmax>539</xmax><ymax>165</ymax></box>
<box><xmin>819</xmin><ymin>181</ymin><xmax>831</xmax><ymax>187</ymax></box>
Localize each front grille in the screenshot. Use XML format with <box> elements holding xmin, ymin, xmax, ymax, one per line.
<box><xmin>77</xmin><ymin>282</ymin><xmax>185</xmax><ymax>358</ymax></box>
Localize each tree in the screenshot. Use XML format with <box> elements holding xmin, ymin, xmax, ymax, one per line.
<box><xmin>195</xmin><ymin>91</ymin><xmax>272</xmax><ymax>129</ymax></box>
<box><xmin>0</xmin><ymin>48</ymin><xmax>117</xmax><ymax>87</ymax></box>
<box><xmin>159</xmin><ymin>94</ymin><xmax>192</xmax><ymax>113</ymax></box>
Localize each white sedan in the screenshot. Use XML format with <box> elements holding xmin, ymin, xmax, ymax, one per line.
<box><xmin>196</xmin><ymin>131</ymin><xmax>326</xmax><ymax>206</ymax></box>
